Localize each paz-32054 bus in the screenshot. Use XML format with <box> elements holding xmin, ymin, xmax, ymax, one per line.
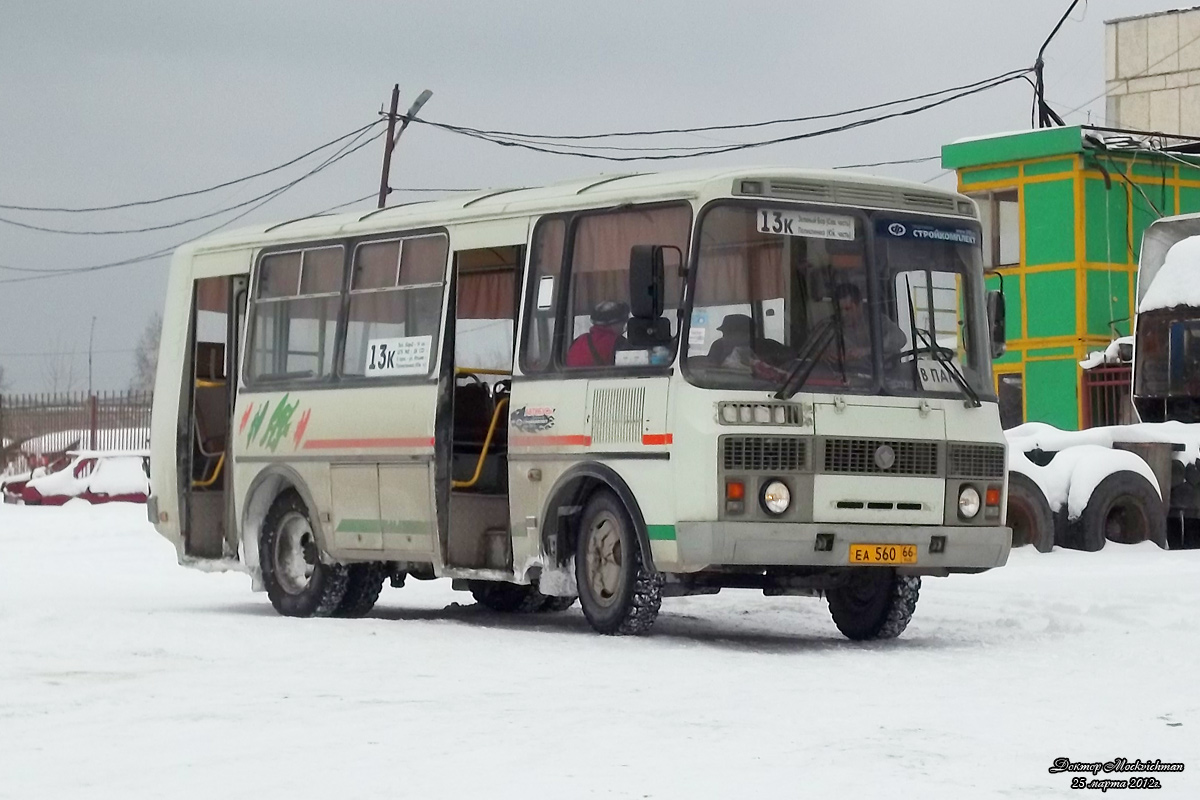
<box><xmin>149</xmin><ymin>166</ymin><xmax>1011</xmax><ymax>639</ymax></box>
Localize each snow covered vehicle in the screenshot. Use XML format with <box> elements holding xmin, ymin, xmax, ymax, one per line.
<box><xmin>19</xmin><ymin>450</ymin><xmax>150</xmax><ymax>506</ymax></box>
<box><xmin>1006</xmin><ymin>213</ymin><xmax>1200</xmax><ymax>552</ymax></box>
<box><xmin>149</xmin><ymin>166</ymin><xmax>1013</xmax><ymax>640</ymax></box>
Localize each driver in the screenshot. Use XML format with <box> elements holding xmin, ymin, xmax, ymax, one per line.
<box><xmin>565</xmin><ymin>300</ymin><xmax>630</xmax><ymax>367</ymax></box>
<box><xmin>829</xmin><ymin>283</ymin><xmax>906</xmax><ymax>365</ymax></box>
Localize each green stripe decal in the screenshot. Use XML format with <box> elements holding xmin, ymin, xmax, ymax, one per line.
<box><xmin>646</xmin><ymin>525</ymin><xmax>676</xmax><ymax>541</ymax></box>
<box><xmin>337</xmin><ymin>518</ymin><xmax>428</xmax><ymax>534</ymax></box>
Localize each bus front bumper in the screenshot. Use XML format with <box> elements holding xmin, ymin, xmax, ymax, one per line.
<box><xmin>671</xmin><ymin>521</ymin><xmax>1011</xmax><ymax>573</ymax></box>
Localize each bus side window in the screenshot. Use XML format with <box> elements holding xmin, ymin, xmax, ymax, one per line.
<box><xmin>563</xmin><ymin>204</ymin><xmax>691</xmax><ymax>370</ymax></box>
<box><xmin>520</xmin><ymin>218</ymin><xmax>566</xmax><ymax>373</ymax></box>
<box><xmin>248</xmin><ymin>246</ymin><xmax>343</xmax><ymax>382</ymax></box>
<box><xmin>342</xmin><ymin>234</ymin><xmax>448</xmax><ymax>378</ymax></box>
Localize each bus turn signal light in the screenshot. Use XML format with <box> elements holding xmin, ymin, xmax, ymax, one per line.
<box><xmin>726</xmin><ymin>481</ymin><xmax>745</xmax><ymax>501</ymax></box>
<box><xmin>985</xmin><ymin>486</ymin><xmax>1002</xmax><ymax>507</ymax></box>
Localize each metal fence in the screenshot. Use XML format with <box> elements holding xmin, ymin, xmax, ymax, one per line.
<box><xmin>1081</xmin><ymin>365</ymin><xmax>1135</xmax><ymax>429</ymax></box>
<box><xmin>0</xmin><ymin>390</ymin><xmax>152</xmax><ymax>473</ymax></box>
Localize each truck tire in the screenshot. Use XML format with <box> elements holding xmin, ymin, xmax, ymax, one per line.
<box><xmin>575</xmin><ymin>489</ymin><xmax>662</xmax><ymax>635</ymax></box>
<box><xmin>1077</xmin><ymin>471</ymin><xmax>1167</xmax><ymax>550</ymax></box>
<box><xmin>335</xmin><ymin>563</ymin><xmax>387</xmax><ymax>618</ymax></box>
<box><xmin>470</xmin><ymin>581</ymin><xmax>547</xmax><ymax>613</ymax></box>
<box><xmin>259</xmin><ymin>490</ymin><xmax>348</xmax><ymax>618</ymax></box>
<box><xmin>1006</xmin><ymin>472</ymin><xmax>1055</xmax><ymax>553</ymax></box>
<box><xmin>826</xmin><ymin>569</ymin><xmax>921</xmax><ymax>641</ymax></box>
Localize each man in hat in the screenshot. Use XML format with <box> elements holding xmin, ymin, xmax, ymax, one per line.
<box><xmin>566</xmin><ymin>300</ymin><xmax>631</xmax><ymax>367</ymax></box>
<box><xmin>706</xmin><ymin>313</ymin><xmax>757</xmax><ymax>368</ymax></box>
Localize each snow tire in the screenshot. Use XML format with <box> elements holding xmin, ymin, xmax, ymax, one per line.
<box><xmin>334</xmin><ymin>562</ymin><xmax>387</xmax><ymax>618</ymax></box>
<box><xmin>575</xmin><ymin>489</ymin><xmax>662</xmax><ymax>636</ymax></box>
<box><xmin>1077</xmin><ymin>470</ymin><xmax>1167</xmax><ymax>550</ymax></box>
<box><xmin>1007</xmin><ymin>472</ymin><xmax>1055</xmax><ymax>553</ymax></box>
<box><xmin>259</xmin><ymin>490</ymin><xmax>348</xmax><ymax>618</ymax></box>
<box><xmin>826</xmin><ymin>569</ymin><xmax>921</xmax><ymax>641</ymax></box>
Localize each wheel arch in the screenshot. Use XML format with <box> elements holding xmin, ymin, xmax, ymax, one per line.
<box><xmin>240</xmin><ymin>465</ymin><xmax>329</xmax><ymax>581</ymax></box>
<box><xmin>539</xmin><ymin>461</ymin><xmax>655</xmax><ymax>573</ymax></box>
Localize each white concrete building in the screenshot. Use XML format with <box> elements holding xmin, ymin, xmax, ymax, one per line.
<box><xmin>1106</xmin><ymin>6</ymin><xmax>1200</xmax><ymax>134</ymax></box>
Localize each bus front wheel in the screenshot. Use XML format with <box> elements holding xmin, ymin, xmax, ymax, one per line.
<box><xmin>826</xmin><ymin>569</ymin><xmax>920</xmax><ymax>641</ymax></box>
<box><xmin>574</xmin><ymin>490</ymin><xmax>662</xmax><ymax>635</ymax></box>
<box><xmin>259</xmin><ymin>490</ymin><xmax>349</xmax><ymax>618</ymax></box>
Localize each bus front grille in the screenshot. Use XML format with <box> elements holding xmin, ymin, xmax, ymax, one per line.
<box><xmin>722</xmin><ymin>436</ymin><xmax>808</xmax><ymax>472</ymax></box>
<box><xmin>823</xmin><ymin>438</ymin><xmax>940</xmax><ymax>477</ymax></box>
<box><xmin>947</xmin><ymin>442</ymin><xmax>1006</xmax><ymax>479</ymax></box>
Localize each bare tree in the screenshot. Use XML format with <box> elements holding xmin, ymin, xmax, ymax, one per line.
<box><xmin>131</xmin><ymin>312</ymin><xmax>162</xmax><ymax>391</ymax></box>
<box><xmin>41</xmin><ymin>337</ymin><xmax>80</xmax><ymax>394</ymax></box>
<box><xmin>0</xmin><ymin>363</ymin><xmax>7</xmax><ymax>391</ymax></box>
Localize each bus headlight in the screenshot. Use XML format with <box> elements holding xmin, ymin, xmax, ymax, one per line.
<box><xmin>761</xmin><ymin>480</ymin><xmax>791</xmax><ymax>516</ymax></box>
<box><xmin>958</xmin><ymin>485</ymin><xmax>981</xmax><ymax>519</ymax></box>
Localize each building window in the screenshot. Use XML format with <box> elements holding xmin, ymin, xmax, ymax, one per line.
<box><xmin>970</xmin><ymin>189</ymin><xmax>1019</xmax><ymax>268</ymax></box>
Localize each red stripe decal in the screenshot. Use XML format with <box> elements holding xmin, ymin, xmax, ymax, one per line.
<box><xmin>302</xmin><ymin>437</ymin><xmax>434</xmax><ymax>450</ymax></box>
<box><xmin>510</xmin><ymin>434</ymin><xmax>592</xmax><ymax>448</ymax></box>
<box><xmin>641</xmin><ymin>433</ymin><xmax>673</xmax><ymax>445</ymax></box>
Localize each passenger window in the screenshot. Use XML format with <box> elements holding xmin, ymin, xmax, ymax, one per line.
<box><xmin>248</xmin><ymin>246</ymin><xmax>343</xmax><ymax>382</ymax></box>
<box><xmin>520</xmin><ymin>218</ymin><xmax>566</xmax><ymax>373</ymax></box>
<box><xmin>562</xmin><ymin>204</ymin><xmax>690</xmax><ymax>370</ymax></box>
<box><xmin>342</xmin><ymin>234</ymin><xmax>448</xmax><ymax>378</ymax></box>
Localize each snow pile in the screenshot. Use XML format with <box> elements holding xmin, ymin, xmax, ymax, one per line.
<box><xmin>1008</xmin><ymin>445</ymin><xmax>1159</xmax><ymax>518</ymax></box>
<box><xmin>25</xmin><ymin>462</ymin><xmax>89</xmax><ymax>499</ymax></box>
<box><xmin>1139</xmin><ymin>234</ymin><xmax>1200</xmax><ymax>312</ymax></box>
<box><xmin>1007</xmin><ymin>420</ymin><xmax>1200</xmax><ymax>463</ymax></box>
<box><xmin>1079</xmin><ymin>335</ymin><xmax>1134</xmax><ymax>369</ymax></box>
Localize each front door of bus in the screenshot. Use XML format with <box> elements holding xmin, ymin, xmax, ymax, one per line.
<box><xmin>182</xmin><ymin>274</ymin><xmax>245</xmax><ymax>559</ymax></box>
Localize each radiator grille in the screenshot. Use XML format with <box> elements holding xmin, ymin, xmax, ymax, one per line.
<box><xmin>722</xmin><ymin>436</ymin><xmax>807</xmax><ymax>472</ymax></box>
<box><xmin>947</xmin><ymin>442</ymin><xmax>1006</xmax><ymax>479</ymax></box>
<box><xmin>590</xmin><ymin>386</ymin><xmax>645</xmax><ymax>444</ymax></box>
<box><xmin>823</xmin><ymin>438</ymin><xmax>939</xmax><ymax>476</ymax></box>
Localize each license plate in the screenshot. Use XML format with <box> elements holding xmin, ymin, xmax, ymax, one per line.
<box><xmin>848</xmin><ymin>543</ymin><xmax>918</xmax><ymax>565</ymax></box>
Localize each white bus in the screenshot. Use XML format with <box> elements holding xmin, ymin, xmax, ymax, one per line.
<box><xmin>149</xmin><ymin>166</ymin><xmax>1011</xmax><ymax>640</ymax></box>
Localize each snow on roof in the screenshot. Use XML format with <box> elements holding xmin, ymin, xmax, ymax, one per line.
<box><xmin>1139</xmin><ymin>234</ymin><xmax>1200</xmax><ymax>312</ymax></box>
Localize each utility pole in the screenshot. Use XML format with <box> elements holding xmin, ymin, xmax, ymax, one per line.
<box><xmin>87</xmin><ymin>316</ymin><xmax>96</xmax><ymax>397</ymax></box>
<box><xmin>377</xmin><ymin>87</ymin><xmax>433</xmax><ymax>209</ymax></box>
<box><xmin>88</xmin><ymin>315</ymin><xmax>96</xmax><ymax>450</ymax></box>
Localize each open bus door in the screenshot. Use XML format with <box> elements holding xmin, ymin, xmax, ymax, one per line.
<box><xmin>180</xmin><ymin>273</ymin><xmax>246</xmax><ymax>559</ymax></box>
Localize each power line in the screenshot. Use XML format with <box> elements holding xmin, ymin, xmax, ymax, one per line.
<box><xmin>412</xmin><ymin>69</ymin><xmax>1032</xmax><ymax>163</ymax></box>
<box><xmin>832</xmin><ymin>155</ymin><xmax>939</xmax><ymax>170</ymax></box>
<box><xmin>0</xmin><ymin>120</ymin><xmax>381</xmax><ymax>214</ymax></box>
<box><xmin>0</xmin><ymin>126</ymin><xmax>386</xmax><ymax>284</ymax></box>
<box><xmin>422</xmin><ymin>68</ymin><xmax>1033</xmax><ymax>142</ymax></box>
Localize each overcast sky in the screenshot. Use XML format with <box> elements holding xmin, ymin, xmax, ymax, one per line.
<box><xmin>0</xmin><ymin>0</ymin><xmax>1178</xmax><ymax>392</ymax></box>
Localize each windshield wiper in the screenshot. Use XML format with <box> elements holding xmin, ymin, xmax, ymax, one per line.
<box><xmin>910</xmin><ymin>324</ymin><xmax>982</xmax><ymax>407</ymax></box>
<box><xmin>773</xmin><ymin>317</ymin><xmax>838</xmax><ymax>400</ymax></box>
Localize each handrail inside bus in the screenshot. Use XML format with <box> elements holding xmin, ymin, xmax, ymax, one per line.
<box><xmin>192</xmin><ymin>451</ymin><xmax>225</xmax><ymax>489</ymax></box>
<box><xmin>452</xmin><ymin>397</ymin><xmax>508</xmax><ymax>490</ymax></box>
<box><xmin>455</xmin><ymin>367</ymin><xmax>512</xmax><ymax>377</ymax></box>
<box><xmin>195</xmin><ymin>378</ymin><xmax>226</xmax><ymax>388</ymax></box>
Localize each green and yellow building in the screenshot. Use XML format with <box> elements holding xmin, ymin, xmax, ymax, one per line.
<box><xmin>942</xmin><ymin>125</ymin><xmax>1200</xmax><ymax>430</ymax></box>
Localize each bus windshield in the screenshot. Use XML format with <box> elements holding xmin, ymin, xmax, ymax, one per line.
<box><xmin>684</xmin><ymin>202</ymin><xmax>993</xmax><ymax>400</ymax></box>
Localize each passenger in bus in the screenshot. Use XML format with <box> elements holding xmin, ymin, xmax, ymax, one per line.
<box><xmin>565</xmin><ymin>300</ymin><xmax>630</xmax><ymax>367</ymax></box>
<box><xmin>706</xmin><ymin>313</ymin><xmax>791</xmax><ymax>369</ymax></box>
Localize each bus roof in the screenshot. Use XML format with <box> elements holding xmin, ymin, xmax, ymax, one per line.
<box><xmin>179</xmin><ymin>165</ymin><xmax>971</xmax><ymax>257</ymax></box>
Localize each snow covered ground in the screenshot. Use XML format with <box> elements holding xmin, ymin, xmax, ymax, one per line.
<box><xmin>1</xmin><ymin>503</ymin><xmax>1196</xmax><ymax>799</ymax></box>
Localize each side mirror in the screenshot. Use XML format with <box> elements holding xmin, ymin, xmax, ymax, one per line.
<box><xmin>629</xmin><ymin>245</ymin><xmax>665</xmax><ymax>319</ymax></box>
<box><xmin>986</xmin><ymin>289</ymin><xmax>1007</xmax><ymax>359</ymax></box>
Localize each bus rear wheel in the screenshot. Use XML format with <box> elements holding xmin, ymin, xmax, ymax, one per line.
<box><xmin>574</xmin><ymin>490</ymin><xmax>662</xmax><ymax>636</ymax></box>
<box><xmin>259</xmin><ymin>490</ymin><xmax>348</xmax><ymax>618</ymax></box>
<box><xmin>335</xmin><ymin>563</ymin><xmax>387</xmax><ymax>618</ymax></box>
<box><xmin>826</xmin><ymin>569</ymin><xmax>920</xmax><ymax>641</ymax></box>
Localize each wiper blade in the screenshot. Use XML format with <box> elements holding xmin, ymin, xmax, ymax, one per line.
<box><xmin>773</xmin><ymin>318</ymin><xmax>837</xmax><ymax>400</ymax></box>
<box><xmin>911</xmin><ymin>325</ymin><xmax>982</xmax><ymax>408</ymax></box>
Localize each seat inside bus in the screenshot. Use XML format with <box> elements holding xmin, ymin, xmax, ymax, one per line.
<box><xmin>450</xmin><ymin>246</ymin><xmax>520</xmax><ymax>495</ymax></box>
